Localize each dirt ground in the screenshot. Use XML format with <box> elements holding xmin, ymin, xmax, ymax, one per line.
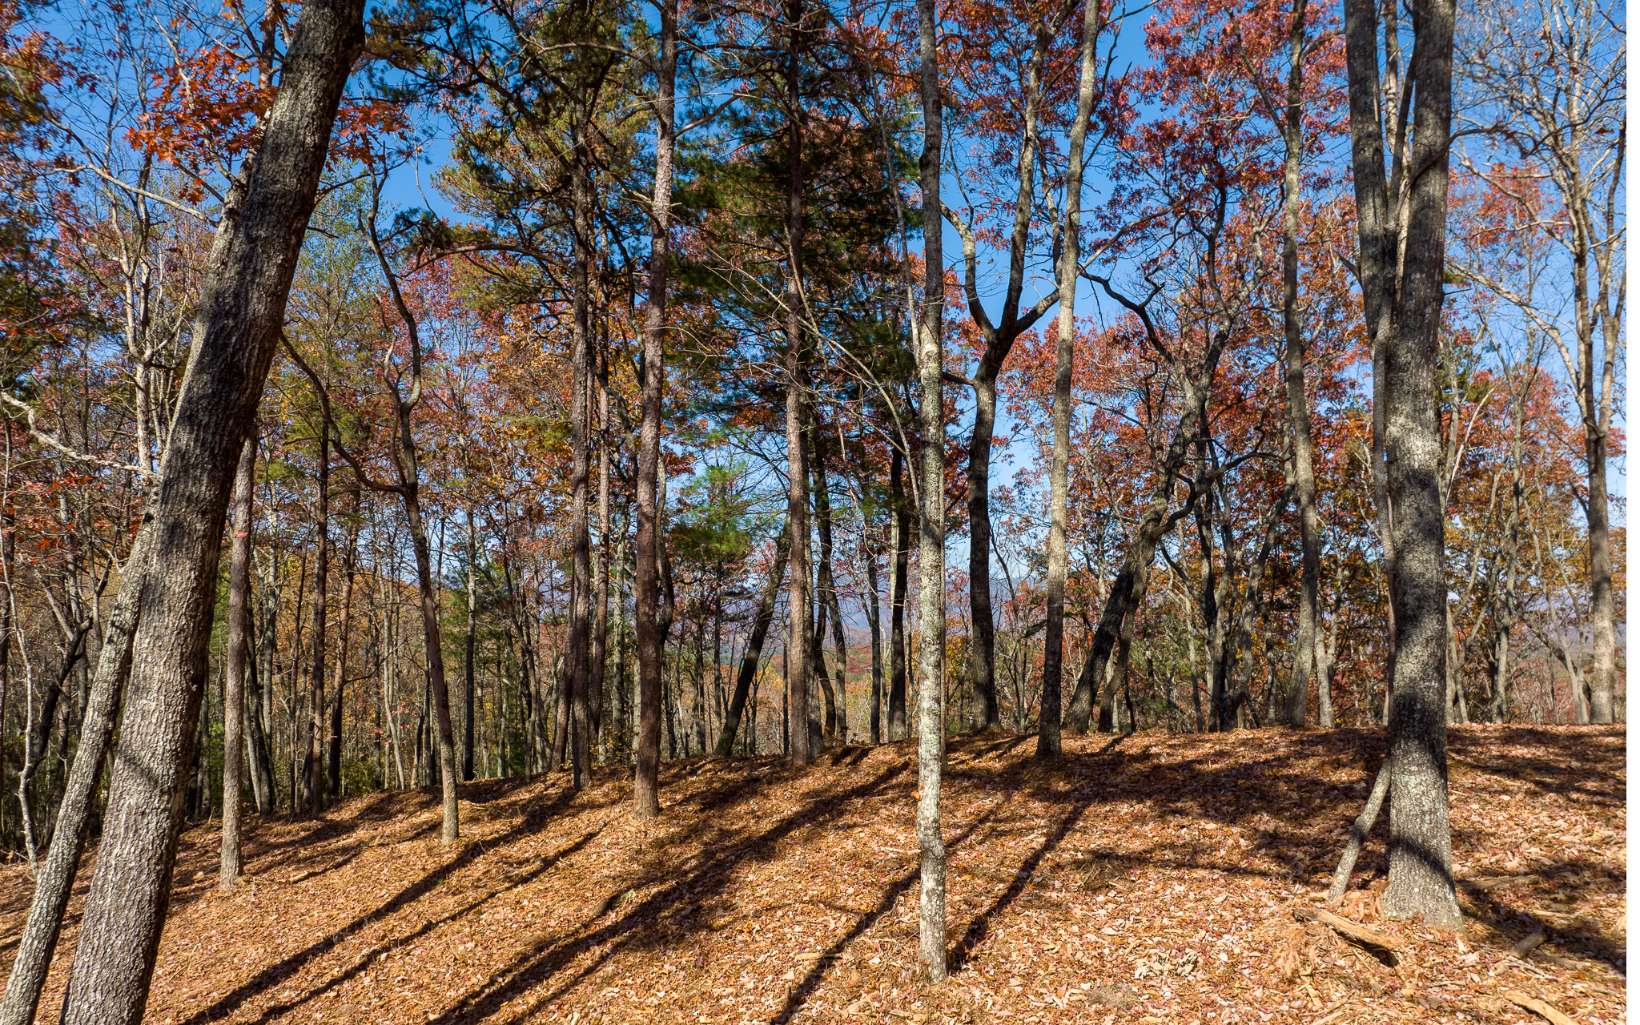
<box><xmin>0</xmin><ymin>725</ymin><xmax>1623</xmax><ymax>1024</ymax></box>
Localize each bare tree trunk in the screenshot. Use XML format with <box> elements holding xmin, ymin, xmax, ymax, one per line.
<box><xmin>590</xmin><ymin>342</ymin><xmax>611</xmax><ymax>747</ymax></box>
<box><xmin>1280</xmin><ymin>0</ymin><xmax>1322</xmax><ymax>728</ymax></box>
<box><xmin>815</xmin><ymin>434</ymin><xmax>848</xmax><ymax>744</ymax></box>
<box><xmin>326</xmin><ymin>490</ymin><xmax>358</xmax><ymax>801</ymax></box>
<box><xmin>462</xmin><ymin>504</ymin><xmax>478</xmax><ymax>781</ymax></box>
<box><xmin>302</xmin><ymin>424</ymin><xmax>329</xmax><ymax>815</ymax></box>
<box><xmin>566</xmin><ymin>151</ymin><xmax>594</xmax><ymax>788</ymax></box>
<box><xmin>888</xmin><ymin>448</ymin><xmax>910</xmax><ymax>740</ymax></box>
<box><xmin>1342</xmin><ymin>0</ymin><xmax>1461</xmax><ymax>926</ymax></box>
<box><xmin>51</xmin><ymin>4</ymin><xmax>363</xmax><ymax>1019</ymax></box>
<box><xmin>966</xmin><ymin>376</ymin><xmax>1001</xmax><ymax>730</ymax></box>
<box><xmin>634</xmin><ymin>0</ymin><xmax>676</xmax><ymax>818</ymax></box>
<box><xmin>715</xmin><ymin>528</ymin><xmax>788</xmax><ymax>756</ymax></box>
<box><xmin>220</xmin><ymin>432</ymin><xmax>255</xmax><ymax>889</ymax></box>
<box><xmin>1038</xmin><ymin>0</ymin><xmax>1100</xmax><ymax>759</ymax></box>
<box><xmin>913</xmin><ymin>0</ymin><xmax>946</xmax><ymax>978</ymax></box>
<box><xmin>783</xmin><ymin>0</ymin><xmax>813</xmax><ymax>766</ymax></box>
<box><xmin>864</xmin><ymin>532</ymin><xmax>883</xmax><ymax>745</ymax></box>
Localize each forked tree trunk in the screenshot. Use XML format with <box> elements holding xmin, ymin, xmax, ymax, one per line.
<box><xmin>50</xmin><ymin>5</ymin><xmax>363</xmax><ymax>1020</ymax></box>
<box><xmin>1342</xmin><ymin>0</ymin><xmax>1461</xmax><ymax>927</ymax></box>
<box><xmin>0</xmin><ymin>548</ymin><xmax>142</xmax><ymax>1025</ymax></box>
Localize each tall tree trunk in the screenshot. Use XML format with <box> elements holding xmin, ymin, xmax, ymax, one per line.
<box><xmin>864</xmin><ymin>532</ymin><xmax>884</xmax><ymax>745</ymax></box>
<box><xmin>50</xmin><ymin>5</ymin><xmax>363</xmax><ymax>1020</ymax></box>
<box><xmin>303</xmin><ymin>424</ymin><xmax>329</xmax><ymax>815</ymax></box>
<box><xmin>1038</xmin><ymin>0</ymin><xmax>1100</xmax><ymax>759</ymax></box>
<box><xmin>715</xmin><ymin>527</ymin><xmax>789</xmax><ymax>756</ymax></box>
<box><xmin>566</xmin><ymin>150</ymin><xmax>594</xmax><ymax>788</ymax></box>
<box><xmin>1342</xmin><ymin>0</ymin><xmax>1461</xmax><ymax>926</ymax></box>
<box><xmin>462</xmin><ymin>504</ymin><xmax>478</xmax><ymax>781</ymax></box>
<box><xmin>1280</xmin><ymin>0</ymin><xmax>1321</xmax><ymax>728</ymax></box>
<box><xmin>633</xmin><ymin>0</ymin><xmax>676</xmax><ymax>819</ymax></box>
<box><xmin>913</xmin><ymin>0</ymin><xmax>946</xmax><ymax>978</ymax></box>
<box><xmin>1585</xmin><ymin>436</ymin><xmax>1615</xmax><ymax>721</ymax></box>
<box><xmin>888</xmin><ymin>447</ymin><xmax>910</xmax><ymax>740</ymax></box>
<box><xmin>590</xmin><ymin>342</ymin><xmax>611</xmax><ymax>745</ymax></box>
<box><xmin>783</xmin><ymin>0</ymin><xmax>813</xmax><ymax>766</ymax></box>
<box><xmin>814</xmin><ymin>429</ymin><xmax>848</xmax><ymax>743</ymax></box>
<box><xmin>326</xmin><ymin>490</ymin><xmax>358</xmax><ymax>802</ymax></box>
<box><xmin>220</xmin><ymin>431</ymin><xmax>255</xmax><ymax>889</ymax></box>
<box><xmin>966</xmin><ymin>374</ymin><xmax>1001</xmax><ymax>730</ymax></box>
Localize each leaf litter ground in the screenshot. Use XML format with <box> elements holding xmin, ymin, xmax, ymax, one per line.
<box><xmin>0</xmin><ymin>725</ymin><xmax>1623</xmax><ymax>1024</ymax></box>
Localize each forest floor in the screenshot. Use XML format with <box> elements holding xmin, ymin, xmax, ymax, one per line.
<box><xmin>0</xmin><ymin>725</ymin><xmax>1624</xmax><ymax>1024</ymax></box>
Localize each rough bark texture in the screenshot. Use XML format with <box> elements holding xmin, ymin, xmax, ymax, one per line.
<box><xmin>1280</xmin><ymin>0</ymin><xmax>1322</xmax><ymax>728</ymax></box>
<box><xmin>913</xmin><ymin>0</ymin><xmax>946</xmax><ymax>979</ymax></box>
<box><xmin>1342</xmin><ymin>0</ymin><xmax>1461</xmax><ymax>927</ymax></box>
<box><xmin>633</xmin><ymin>0</ymin><xmax>675</xmax><ymax>819</ymax></box>
<box><xmin>566</xmin><ymin>155</ymin><xmax>594</xmax><ymax>788</ymax></box>
<box><xmin>54</xmin><ymin>4</ymin><xmax>363</xmax><ymax>1020</ymax></box>
<box><xmin>1038</xmin><ymin>0</ymin><xmax>1100</xmax><ymax>760</ymax></box>
<box><xmin>220</xmin><ymin>432</ymin><xmax>256</xmax><ymax>889</ymax></box>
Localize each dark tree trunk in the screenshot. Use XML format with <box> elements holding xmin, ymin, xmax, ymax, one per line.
<box><xmin>888</xmin><ymin>448</ymin><xmax>910</xmax><ymax>740</ymax></box>
<box><xmin>715</xmin><ymin>527</ymin><xmax>789</xmax><ymax>757</ymax></box>
<box><xmin>564</xmin><ymin>152</ymin><xmax>594</xmax><ymax>788</ymax></box>
<box><xmin>49</xmin><ymin>5</ymin><xmax>363</xmax><ymax>1021</ymax></box>
<box><xmin>966</xmin><ymin>374</ymin><xmax>1001</xmax><ymax>730</ymax></box>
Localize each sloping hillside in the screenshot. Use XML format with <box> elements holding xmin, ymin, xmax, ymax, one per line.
<box><xmin>0</xmin><ymin>726</ymin><xmax>1623</xmax><ymax>1024</ymax></box>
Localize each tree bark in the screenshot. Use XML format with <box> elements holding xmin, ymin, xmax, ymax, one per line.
<box><xmin>888</xmin><ymin>447</ymin><xmax>910</xmax><ymax>740</ymax></box>
<box><xmin>633</xmin><ymin>0</ymin><xmax>676</xmax><ymax>819</ymax></box>
<box><xmin>326</xmin><ymin>487</ymin><xmax>358</xmax><ymax>802</ymax></box>
<box><xmin>783</xmin><ymin>0</ymin><xmax>813</xmax><ymax>767</ymax></box>
<box><xmin>462</xmin><ymin>504</ymin><xmax>478</xmax><ymax>781</ymax></box>
<box><xmin>1280</xmin><ymin>0</ymin><xmax>1322</xmax><ymax>728</ymax></box>
<box><xmin>566</xmin><ymin>150</ymin><xmax>594</xmax><ymax>788</ymax></box>
<box><xmin>1038</xmin><ymin>0</ymin><xmax>1101</xmax><ymax>759</ymax></box>
<box><xmin>302</xmin><ymin>423</ymin><xmax>329</xmax><ymax>815</ymax></box>
<box><xmin>220</xmin><ymin>431</ymin><xmax>255</xmax><ymax>889</ymax></box>
<box><xmin>53</xmin><ymin>4</ymin><xmax>363</xmax><ymax>1019</ymax></box>
<box><xmin>913</xmin><ymin>0</ymin><xmax>946</xmax><ymax>979</ymax></box>
<box><xmin>1342</xmin><ymin>0</ymin><xmax>1461</xmax><ymax>926</ymax></box>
